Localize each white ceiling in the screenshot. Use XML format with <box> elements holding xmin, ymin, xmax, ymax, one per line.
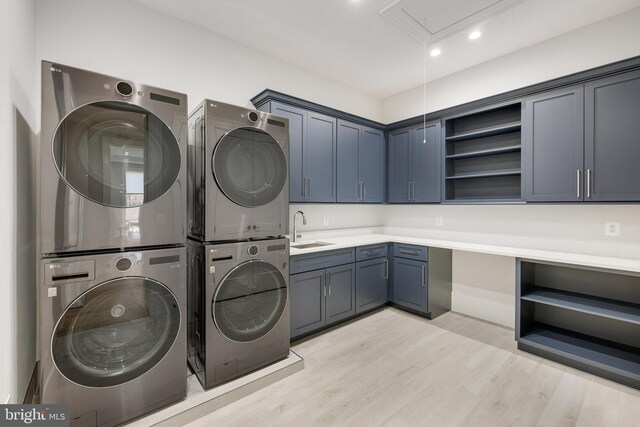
<box><xmin>133</xmin><ymin>0</ymin><xmax>640</xmax><ymax>99</ymax></box>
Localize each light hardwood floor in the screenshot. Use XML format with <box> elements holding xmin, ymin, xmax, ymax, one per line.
<box><xmin>185</xmin><ymin>308</ymin><xmax>640</xmax><ymax>427</ymax></box>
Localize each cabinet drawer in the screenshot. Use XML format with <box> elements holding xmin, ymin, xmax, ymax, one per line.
<box><xmin>290</xmin><ymin>248</ymin><xmax>355</xmax><ymax>274</ymax></box>
<box><xmin>393</xmin><ymin>243</ymin><xmax>427</xmax><ymax>261</ymax></box>
<box><xmin>356</xmin><ymin>244</ymin><xmax>388</xmax><ymax>261</ymax></box>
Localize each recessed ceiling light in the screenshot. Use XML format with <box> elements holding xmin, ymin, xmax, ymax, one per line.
<box><xmin>430</xmin><ymin>48</ymin><xmax>441</xmax><ymax>57</ymax></box>
<box><xmin>469</xmin><ymin>31</ymin><xmax>482</xmax><ymax>40</ymax></box>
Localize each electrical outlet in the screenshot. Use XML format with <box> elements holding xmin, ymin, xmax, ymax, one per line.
<box><xmin>323</xmin><ymin>216</ymin><xmax>329</xmax><ymax>226</ymax></box>
<box><xmin>435</xmin><ymin>216</ymin><xmax>444</xmax><ymax>226</ymax></box>
<box><xmin>605</xmin><ymin>222</ymin><xmax>620</xmax><ymax>237</ymax></box>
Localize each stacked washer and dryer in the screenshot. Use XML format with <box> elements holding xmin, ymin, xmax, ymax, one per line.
<box><xmin>39</xmin><ymin>62</ymin><xmax>188</xmax><ymax>426</ymax></box>
<box><xmin>186</xmin><ymin>100</ymin><xmax>291</xmax><ymax>389</ymax></box>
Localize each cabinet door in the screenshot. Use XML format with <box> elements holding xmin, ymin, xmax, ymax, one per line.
<box><xmin>393</xmin><ymin>258</ymin><xmax>427</xmax><ymax>313</ymax></box>
<box><xmin>305</xmin><ymin>112</ymin><xmax>337</xmax><ymax>202</ymax></box>
<box><xmin>411</xmin><ymin>123</ymin><xmax>441</xmax><ymax>203</ymax></box>
<box><xmin>585</xmin><ymin>70</ymin><xmax>640</xmax><ymax>201</ymax></box>
<box><xmin>388</xmin><ymin>129</ymin><xmax>411</xmax><ymax>203</ymax></box>
<box><xmin>271</xmin><ymin>102</ymin><xmax>306</xmax><ymax>202</ymax></box>
<box><xmin>360</xmin><ymin>127</ymin><xmax>385</xmax><ymax>203</ymax></box>
<box><xmin>524</xmin><ymin>86</ymin><xmax>584</xmax><ymax>202</ymax></box>
<box><xmin>337</xmin><ymin>120</ymin><xmax>361</xmax><ymax>202</ymax></box>
<box><xmin>290</xmin><ymin>270</ymin><xmax>326</xmax><ymax>339</ymax></box>
<box><xmin>325</xmin><ymin>264</ymin><xmax>356</xmax><ymax>325</ymax></box>
<box><xmin>356</xmin><ymin>258</ymin><xmax>388</xmax><ymax>313</ymax></box>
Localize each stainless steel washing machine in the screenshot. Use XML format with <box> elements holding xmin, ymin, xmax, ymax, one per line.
<box><xmin>40</xmin><ymin>247</ymin><xmax>186</xmax><ymax>426</ymax></box>
<box><xmin>40</xmin><ymin>61</ymin><xmax>187</xmax><ymax>255</ymax></box>
<box><xmin>187</xmin><ymin>100</ymin><xmax>289</xmax><ymax>242</ymax></box>
<box><xmin>187</xmin><ymin>238</ymin><xmax>290</xmax><ymax>389</ymax></box>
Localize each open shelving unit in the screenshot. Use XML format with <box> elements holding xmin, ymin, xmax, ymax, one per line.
<box><xmin>517</xmin><ymin>260</ymin><xmax>640</xmax><ymax>389</ymax></box>
<box><xmin>444</xmin><ymin>103</ymin><xmax>522</xmax><ymax>202</ymax></box>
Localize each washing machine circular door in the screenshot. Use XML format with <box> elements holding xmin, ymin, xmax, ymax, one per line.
<box><xmin>51</xmin><ymin>278</ymin><xmax>181</xmax><ymax>388</ymax></box>
<box><xmin>212</xmin><ymin>260</ymin><xmax>287</xmax><ymax>342</ymax></box>
<box><xmin>212</xmin><ymin>128</ymin><xmax>287</xmax><ymax>207</ymax></box>
<box><xmin>52</xmin><ymin>101</ymin><xmax>181</xmax><ymax>207</ymax></box>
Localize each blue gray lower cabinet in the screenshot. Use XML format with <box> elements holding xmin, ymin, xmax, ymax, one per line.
<box><xmin>390</xmin><ymin>243</ymin><xmax>452</xmax><ymax>319</ymax></box>
<box><xmin>355</xmin><ymin>257</ymin><xmax>389</xmax><ymax>313</ymax></box>
<box><xmin>289</xmin><ymin>264</ymin><xmax>355</xmax><ymax>339</ymax></box>
<box><xmin>289</xmin><ymin>269</ymin><xmax>326</xmax><ymax>337</ymax></box>
<box><xmin>291</xmin><ymin>243</ymin><xmax>452</xmax><ymax>340</ymax></box>
<box><xmin>393</xmin><ymin>257</ymin><xmax>427</xmax><ymax>312</ymax></box>
<box><xmin>325</xmin><ymin>264</ymin><xmax>356</xmax><ymax>324</ymax></box>
<box><xmin>289</xmin><ymin>248</ymin><xmax>356</xmax><ymax>340</ymax></box>
<box><xmin>517</xmin><ymin>259</ymin><xmax>640</xmax><ymax>390</ymax></box>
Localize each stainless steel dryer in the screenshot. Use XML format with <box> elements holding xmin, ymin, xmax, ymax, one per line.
<box><xmin>187</xmin><ymin>238</ymin><xmax>290</xmax><ymax>389</ymax></box>
<box><xmin>40</xmin><ymin>247</ymin><xmax>186</xmax><ymax>426</ymax></box>
<box><xmin>40</xmin><ymin>61</ymin><xmax>187</xmax><ymax>255</ymax></box>
<box><xmin>188</xmin><ymin>100</ymin><xmax>289</xmax><ymax>242</ymax></box>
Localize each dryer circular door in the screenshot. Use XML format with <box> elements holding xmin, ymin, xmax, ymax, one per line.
<box><xmin>212</xmin><ymin>128</ymin><xmax>287</xmax><ymax>207</ymax></box>
<box><xmin>52</xmin><ymin>101</ymin><xmax>181</xmax><ymax>208</ymax></box>
<box><xmin>212</xmin><ymin>260</ymin><xmax>287</xmax><ymax>342</ymax></box>
<box><xmin>51</xmin><ymin>277</ymin><xmax>180</xmax><ymax>387</ymax></box>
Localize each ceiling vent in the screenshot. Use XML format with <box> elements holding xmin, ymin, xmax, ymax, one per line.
<box><xmin>380</xmin><ymin>0</ymin><xmax>525</xmax><ymax>45</ymax></box>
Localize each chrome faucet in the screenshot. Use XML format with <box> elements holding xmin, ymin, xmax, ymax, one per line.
<box><xmin>292</xmin><ymin>211</ymin><xmax>307</xmax><ymax>243</ymax></box>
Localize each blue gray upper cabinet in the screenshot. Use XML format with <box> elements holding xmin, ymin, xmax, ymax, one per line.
<box><xmin>524</xmin><ymin>85</ymin><xmax>585</xmax><ymax>202</ymax></box>
<box><xmin>306</xmin><ymin>112</ymin><xmax>337</xmax><ymax>202</ymax></box>
<box><xmin>267</xmin><ymin>103</ymin><xmax>336</xmax><ymax>203</ymax></box>
<box><xmin>337</xmin><ymin>120</ymin><xmax>384</xmax><ymax>203</ymax></box>
<box><xmin>585</xmin><ymin>70</ymin><xmax>640</xmax><ymax>201</ymax></box>
<box><xmin>269</xmin><ymin>102</ymin><xmax>306</xmax><ymax>202</ymax></box>
<box><xmin>388</xmin><ymin>121</ymin><xmax>441</xmax><ymax>203</ymax></box>
<box><xmin>524</xmin><ymin>70</ymin><xmax>640</xmax><ymax>202</ymax></box>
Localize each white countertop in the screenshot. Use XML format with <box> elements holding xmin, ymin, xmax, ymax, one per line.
<box><xmin>289</xmin><ymin>227</ymin><xmax>640</xmax><ymax>273</ymax></box>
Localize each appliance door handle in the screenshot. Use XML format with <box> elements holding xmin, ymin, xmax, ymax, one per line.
<box><xmin>586</xmin><ymin>169</ymin><xmax>591</xmax><ymax>199</ymax></box>
<box><xmin>576</xmin><ymin>169</ymin><xmax>581</xmax><ymax>198</ymax></box>
<box><xmin>421</xmin><ymin>265</ymin><xmax>426</xmax><ymax>287</ymax></box>
<box><xmin>384</xmin><ymin>259</ymin><xmax>389</xmax><ymax>279</ymax></box>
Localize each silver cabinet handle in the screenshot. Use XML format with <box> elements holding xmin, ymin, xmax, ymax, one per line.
<box><xmin>576</xmin><ymin>170</ymin><xmax>581</xmax><ymax>198</ymax></box>
<box><xmin>412</xmin><ymin>181</ymin><xmax>416</xmax><ymax>201</ymax></box>
<box><xmin>302</xmin><ymin>177</ymin><xmax>307</xmax><ymax>199</ymax></box>
<box><xmin>306</xmin><ymin>177</ymin><xmax>311</xmax><ymax>200</ymax></box>
<box><xmin>357</xmin><ymin>181</ymin><xmax>361</xmax><ymax>201</ymax></box>
<box><xmin>326</xmin><ymin>271</ymin><xmax>331</xmax><ymax>286</ymax></box>
<box><xmin>323</xmin><ymin>285</ymin><xmax>327</xmax><ymax>297</ymax></box>
<box><xmin>587</xmin><ymin>169</ymin><xmax>591</xmax><ymax>199</ymax></box>
<box><xmin>399</xmin><ymin>249</ymin><xmax>420</xmax><ymax>256</ymax></box>
<box><xmin>328</xmin><ymin>285</ymin><xmax>331</xmax><ymax>296</ymax></box>
<box><xmin>421</xmin><ymin>265</ymin><xmax>426</xmax><ymax>287</ymax></box>
<box><xmin>408</xmin><ymin>181</ymin><xmax>412</xmax><ymax>201</ymax></box>
<box><xmin>363</xmin><ymin>182</ymin><xmax>366</xmax><ymax>201</ymax></box>
<box><xmin>384</xmin><ymin>259</ymin><xmax>389</xmax><ymax>279</ymax></box>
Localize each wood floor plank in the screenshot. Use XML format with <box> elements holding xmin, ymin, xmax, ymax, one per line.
<box><xmin>182</xmin><ymin>309</ymin><xmax>640</xmax><ymax>427</ymax></box>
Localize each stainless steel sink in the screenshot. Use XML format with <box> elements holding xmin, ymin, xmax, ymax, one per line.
<box><xmin>291</xmin><ymin>241</ymin><xmax>334</xmax><ymax>250</ymax></box>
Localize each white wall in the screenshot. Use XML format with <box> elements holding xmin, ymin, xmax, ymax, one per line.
<box><xmin>35</xmin><ymin>0</ymin><xmax>382</xmax><ymax>122</ymax></box>
<box><xmin>382</xmin><ymin>8</ymin><xmax>640</xmax><ymax>123</ymax></box>
<box><xmin>289</xmin><ymin>204</ymin><xmax>385</xmax><ymax>234</ymax></box>
<box><xmin>383</xmin><ymin>204</ymin><xmax>640</xmax><ymax>327</ymax></box>
<box><xmin>1</xmin><ymin>0</ymin><xmax>38</xmax><ymax>404</ymax></box>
